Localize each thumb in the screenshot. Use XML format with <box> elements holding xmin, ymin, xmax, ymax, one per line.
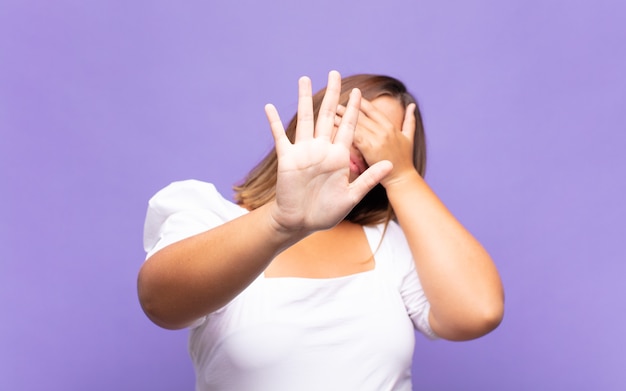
<box><xmin>347</xmin><ymin>160</ymin><xmax>393</xmax><ymax>203</ymax></box>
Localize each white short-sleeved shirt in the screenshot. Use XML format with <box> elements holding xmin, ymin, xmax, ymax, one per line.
<box><xmin>143</xmin><ymin>180</ymin><xmax>438</xmax><ymax>391</ymax></box>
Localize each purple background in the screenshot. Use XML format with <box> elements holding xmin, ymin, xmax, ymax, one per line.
<box><xmin>2</xmin><ymin>1</ymin><xmax>625</xmax><ymax>390</ymax></box>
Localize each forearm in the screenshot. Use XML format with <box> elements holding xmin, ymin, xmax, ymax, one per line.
<box><xmin>137</xmin><ymin>202</ymin><xmax>306</xmax><ymax>330</ymax></box>
<box><xmin>385</xmin><ymin>171</ymin><xmax>504</xmax><ymax>341</ymax></box>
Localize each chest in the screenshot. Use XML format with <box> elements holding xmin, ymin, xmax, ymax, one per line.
<box><xmin>190</xmin><ymin>272</ymin><xmax>415</xmax><ymax>389</ymax></box>
<box><xmin>264</xmin><ymin>221</ymin><xmax>376</xmax><ymax>278</ymax></box>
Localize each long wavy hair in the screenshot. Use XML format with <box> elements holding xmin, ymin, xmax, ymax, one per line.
<box><xmin>234</xmin><ymin>74</ymin><xmax>427</xmax><ymax>226</ymax></box>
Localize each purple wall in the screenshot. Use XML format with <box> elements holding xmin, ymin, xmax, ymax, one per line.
<box><xmin>2</xmin><ymin>1</ymin><xmax>625</xmax><ymax>390</ymax></box>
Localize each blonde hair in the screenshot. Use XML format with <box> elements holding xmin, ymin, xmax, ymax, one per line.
<box><xmin>234</xmin><ymin>74</ymin><xmax>427</xmax><ymax>226</ymax></box>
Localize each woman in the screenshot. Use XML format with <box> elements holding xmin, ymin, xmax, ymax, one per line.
<box><xmin>138</xmin><ymin>71</ymin><xmax>504</xmax><ymax>390</ymax></box>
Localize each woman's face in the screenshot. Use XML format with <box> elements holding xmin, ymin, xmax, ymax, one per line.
<box><xmin>348</xmin><ymin>95</ymin><xmax>405</xmax><ymax>182</ymax></box>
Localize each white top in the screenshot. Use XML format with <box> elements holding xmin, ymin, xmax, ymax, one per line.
<box><xmin>143</xmin><ymin>180</ymin><xmax>438</xmax><ymax>391</ymax></box>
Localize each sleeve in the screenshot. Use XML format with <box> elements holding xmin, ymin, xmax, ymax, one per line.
<box><xmin>386</xmin><ymin>222</ymin><xmax>440</xmax><ymax>340</ymax></box>
<box><xmin>143</xmin><ymin>179</ymin><xmax>246</xmax><ymax>259</ymax></box>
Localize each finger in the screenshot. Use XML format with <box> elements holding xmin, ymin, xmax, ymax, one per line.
<box><xmin>315</xmin><ymin>70</ymin><xmax>342</xmax><ymax>140</ymax></box>
<box><xmin>348</xmin><ymin>160</ymin><xmax>393</xmax><ymax>202</ymax></box>
<box><xmin>265</xmin><ymin>104</ymin><xmax>290</xmax><ymax>154</ymax></box>
<box><xmin>331</xmin><ymin>114</ymin><xmax>342</xmax><ymax>141</ymax></box>
<box><xmin>295</xmin><ymin>76</ymin><xmax>314</xmax><ymax>142</ymax></box>
<box><xmin>333</xmin><ymin>105</ymin><xmax>344</xmax><ymax>134</ymax></box>
<box><xmin>334</xmin><ymin>105</ymin><xmax>347</xmax><ymax>137</ymax></box>
<box><xmin>350</xmin><ymin>110</ymin><xmax>378</xmax><ymax>151</ymax></box>
<box><xmin>334</xmin><ymin>88</ymin><xmax>361</xmax><ymax>148</ymax></box>
<box><xmin>354</xmin><ymin>98</ymin><xmax>393</xmax><ymax>141</ymax></box>
<box><xmin>338</xmin><ymin>99</ymin><xmax>377</xmax><ymax>150</ymax></box>
<box><xmin>359</xmin><ymin>98</ymin><xmax>393</xmax><ymax>126</ymax></box>
<box><xmin>402</xmin><ymin>103</ymin><xmax>417</xmax><ymax>144</ymax></box>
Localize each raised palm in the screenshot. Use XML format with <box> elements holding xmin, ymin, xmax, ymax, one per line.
<box><xmin>266</xmin><ymin>71</ymin><xmax>392</xmax><ymax>233</ymax></box>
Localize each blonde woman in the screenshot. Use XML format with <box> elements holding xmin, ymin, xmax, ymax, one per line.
<box><xmin>138</xmin><ymin>71</ymin><xmax>504</xmax><ymax>390</ymax></box>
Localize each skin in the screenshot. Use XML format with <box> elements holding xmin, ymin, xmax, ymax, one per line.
<box><xmin>138</xmin><ymin>71</ymin><xmax>391</xmax><ymax>329</ymax></box>
<box><xmin>137</xmin><ymin>71</ymin><xmax>504</xmax><ymax>340</ymax></box>
<box><xmin>344</xmin><ymin>94</ymin><xmax>504</xmax><ymax>340</ymax></box>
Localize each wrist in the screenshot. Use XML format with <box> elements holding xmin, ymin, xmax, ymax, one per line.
<box><xmin>381</xmin><ymin>168</ymin><xmax>421</xmax><ymax>190</ymax></box>
<box><xmin>263</xmin><ymin>202</ymin><xmax>310</xmax><ymax>246</ymax></box>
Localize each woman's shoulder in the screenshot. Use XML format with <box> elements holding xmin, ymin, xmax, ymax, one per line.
<box><xmin>364</xmin><ymin>220</ymin><xmax>413</xmax><ymax>272</ymax></box>
<box><xmin>364</xmin><ymin>220</ymin><xmax>408</xmax><ymax>247</ymax></box>
<box><xmin>143</xmin><ymin>179</ymin><xmax>247</xmax><ymax>257</ymax></box>
<box><xmin>149</xmin><ymin>179</ymin><xmax>222</xmax><ymax>206</ymax></box>
<box><xmin>147</xmin><ymin>179</ymin><xmax>244</xmax><ymax>215</ymax></box>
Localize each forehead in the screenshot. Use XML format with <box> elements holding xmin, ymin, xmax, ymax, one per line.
<box><xmin>370</xmin><ymin>95</ymin><xmax>405</xmax><ymax>128</ymax></box>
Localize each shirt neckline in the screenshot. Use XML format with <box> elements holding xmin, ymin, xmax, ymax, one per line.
<box><xmin>261</xmin><ymin>224</ymin><xmax>382</xmax><ymax>281</ymax></box>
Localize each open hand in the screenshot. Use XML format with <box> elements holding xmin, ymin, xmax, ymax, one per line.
<box><xmin>337</xmin><ymin>98</ymin><xmax>417</xmax><ymax>187</ymax></box>
<box><xmin>265</xmin><ymin>71</ymin><xmax>393</xmax><ymax>234</ymax></box>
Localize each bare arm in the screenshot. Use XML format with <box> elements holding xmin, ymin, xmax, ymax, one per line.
<box><xmin>138</xmin><ymin>203</ymin><xmax>302</xmax><ymax>329</ymax></box>
<box><xmin>137</xmin><ymin>72</ymin><xmax>392</xmax><ymax>329</ymax></box>
<box><xmin>385</xmin><ymin>173</ymin><xmax>504</xmax><ymax>341</ymax></box>
<box><xmin>352</xmin><ymin>99</ymin><xmax>504</xmax><ymax>341</ymax></box>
